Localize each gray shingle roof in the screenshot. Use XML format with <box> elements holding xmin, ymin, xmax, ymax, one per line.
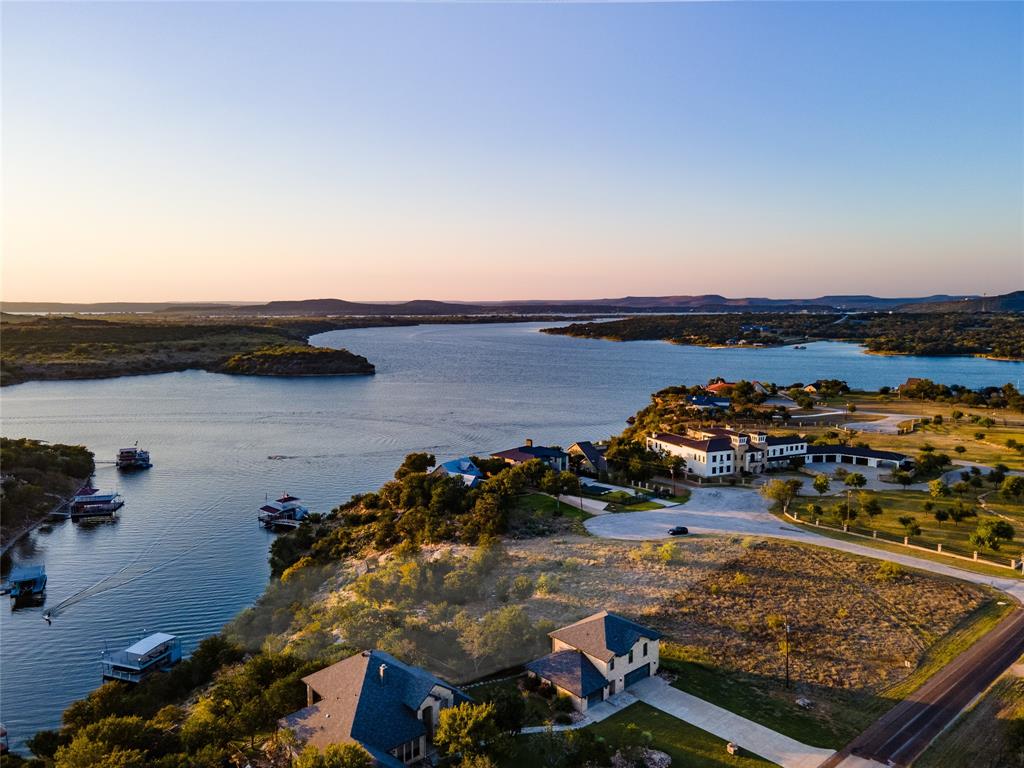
<box><xmin>549</xmin><ymin>611</ymin><xmax>661</xmax><ymax>662</ymax></box>
<box><xmin>526</xmin><ymin>650</ymin><xmax>607</xmax><ymax>697</ymax></box>
<box><xmin>282</xmin><ymin>650</ymin><xmax>468</xmax><ymax>756</ymax></box>
<box><xmin>806</xmin><ymin>445</ymin><xmax>909</xmax><ymax>462</ymax></box>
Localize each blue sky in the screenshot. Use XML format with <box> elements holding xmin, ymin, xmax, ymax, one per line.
<box><xmin>2</xmin><ymin>1</ymin><xmax>1021</xmax><ymax>301</ymax></box>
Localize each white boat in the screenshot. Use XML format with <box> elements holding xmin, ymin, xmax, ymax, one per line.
<box><xmin>257</xmin><ymin>493</ymin><xmax>309</xmax><ymax>530</ymax></box>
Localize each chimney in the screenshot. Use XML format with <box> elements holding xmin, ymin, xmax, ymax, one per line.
<box><xmin>379</xmin><ymin>663</ymin><xmax>388</xmax><ymax>685</ymax></box>
<box><xmin>525</xmin><ymin>438</ymin><xmax>533</xmax><ymax>447</ymax></box>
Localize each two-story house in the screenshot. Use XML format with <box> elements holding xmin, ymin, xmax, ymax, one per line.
<box><xmin>282</xmin><ymin>649</ymin><xmax>469</xmax><ymax>766</ymax></box>
<box><xmin>525</xmin><ymin>611</ymin><xmax>661</xmax><ymax>713</ymax></box>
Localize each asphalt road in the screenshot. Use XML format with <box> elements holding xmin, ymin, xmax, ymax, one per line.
<box><xmin>820</xmin><ymin>607</ymin><xmax>1024</xmax><ymax>768</ymax></box>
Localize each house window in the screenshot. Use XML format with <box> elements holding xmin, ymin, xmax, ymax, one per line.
<box><xmin>643</xmin><ymin>642</ymin><xmax>648</xmax><ymax>657</ymax></box>
<box><xmin>628</xmin><ymin>650</ymin><xmax>634</xmax><ymax>664</ymax></box>
<box><xmin>609</xmin><ymin>658</ymin><xmax>615</xmax><ymax>671</ymax></box>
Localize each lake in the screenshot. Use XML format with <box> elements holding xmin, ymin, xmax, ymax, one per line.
<box><xmin>1</xmin><ymin>321</ymin><xmax>1021</xmax><ymax>750</ymax></box>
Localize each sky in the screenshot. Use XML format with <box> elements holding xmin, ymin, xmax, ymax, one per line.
<box><xmin>2</xmin><ymin>1</ymin><xmax>1022</xmax><ymax>303</ymax></box>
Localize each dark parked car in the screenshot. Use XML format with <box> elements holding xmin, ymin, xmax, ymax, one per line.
<box><xmin>668</xmin><ymin>526</ymin><xmax>689</xmax><ymax>536</ymax></box>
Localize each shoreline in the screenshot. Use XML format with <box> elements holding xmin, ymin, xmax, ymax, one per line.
<box><xmin>0</xmin><ymin>481</ymin><xmax>86</xmax><ymax>558</ymax></box>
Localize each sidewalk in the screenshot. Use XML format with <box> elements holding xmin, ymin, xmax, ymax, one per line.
<box><xmin>630</xmin><ymin>677</ymin><xmax>835</xmax><ymax>768</ymax></box>
<box><xmin>519</xmin><ymin>690</ymin><xmax>639</xmax><ymax>733</ymax></box>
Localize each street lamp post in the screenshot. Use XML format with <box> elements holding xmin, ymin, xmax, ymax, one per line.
<box><xmin>784</xmin><ymin>623</ymin><xmax>791</xmax><ymax>689</ymax></box>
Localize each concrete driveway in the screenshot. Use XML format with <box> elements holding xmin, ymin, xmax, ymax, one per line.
<box><xmin>584</xmin><ymin>486</ymin><xmax>1024</xmax><ymax>601</ymax></box>
<box><xmin>631</xmin><ymin>676</ymin><xmax>834</xmax><ymax>768</ymax></box>
<box><xmin>842</xmin><ymin>412</ymin><xmax>916</xmax><ymax>434</ymax></box>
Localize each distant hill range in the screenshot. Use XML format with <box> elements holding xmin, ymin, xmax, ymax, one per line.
<box><xmin>894</xmin><ymin>291</ymin><xmax>1024</xmax><ymax>313</ymax></box>
<box><xmin>4</xmin><ymin>292</ymin><xmax>1020</xmax><ymax>315</ymax></box>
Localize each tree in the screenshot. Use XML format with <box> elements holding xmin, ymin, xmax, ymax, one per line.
<box><xmin>948</xmin><ymin>499</ymin><xmax>978</xmax><ymax>527</ymax></box>
<box><xmin>897</xmin><ymin>515</ymin><xmax>921</xmax><ymax>537</ymax></box>
<box><xmin>491</xmin><ymin>688</ymin><xmax>527</xmax><ymax>735</ymax></box>
<box><xmin>953</xmin><ymin>445</ymin><xmax>966</xmax><ymax>455</ymax></box>
<box><xmin>1001</xmin><ymin>475</ymin><xmax>1024</xmax><ymax>501</ymax></box>
<box><xmin>860</xmin><ymin>494</ymin><xmax>882</xmax><ymax>521</ymax></box>
<box><xmin>394</xmin><ymin>452</ymin><xmax>436</xmax><ymax>480</ymax></box>
<box><xmin>761</xmin><ymin>479</ymin><xmax>803</xmax><ymax>516</ymax></box>
<box><xmin>436</xmin><ymin>702</ymin><xmax>500</xmax><ymax>759</ymax></box>
<box><xmin>293</xmin><ymin>744</ymin><xmax>373</xmax><ymax>768</ymax></box>
<box><xmin>843</xmin><ymin>473</ymin><xmax>867</xmax><ymax>490</ymax></box>
<box><xmin>929</xmin><ymin>479</ymin><xmax>951</xmax><ymax>499</ymax></box>
<box><xmin>969</xmin><ymin>520</ymin><xmax>1015</xmax><ymax>551</ymax></box>
<box><xmin>933</xmin><ymin>508</ymin><xmax>949</xmax><ymax>526</ymax></box>
<box><xmin>812</xmin><ymin>474</ymin><xmax>831</xmax><ymax>496</ymax></box>
<box><xmin>892</xmin><ymin>470</ymin><xmax>913</xmax><ymax>489</ymax></box>
<box><xmin>951</xmin><ymin>481</ymin><xmax>971</xmax><ymax>497</ymax></box>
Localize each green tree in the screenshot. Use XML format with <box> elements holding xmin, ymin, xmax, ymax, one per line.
<box><xmin>897</xmin><ymin>515</ymin><xmax>921</xmax><ymax>537</ymax></box>
<box><xmin>1001</xmin><ymin>475</ymin><xmax>1024</xmax><ymax>500</ymax></box>
<box><xmin>760</xmin><ymin>479</ymin><xmax>803</xmax><ymax>516</ymax></box>
<box><xmin>969</xmin><ymin>520</ymin><xmax>1015</xmax><ymax>551</ymax></box>
<box><xmin>951</xmin><ymin>481</ymin><xmax>971</xmax><ymax>497</ymax></box>
<box><xmin>293</xmin><ymin>743</ymin><xmax>373</xmax><ymax>768</ymax></box>
<box><xmin>435</xmin><ymin>702</ymin><xmax>500</xmax><ymax>759</ymax></box>
<box><xmin>843</xmin><ymin>472</ymin><xmax>867</xmax><ymax>490</ymax></box>
<box><xmin>929</xmin><ymin>479</ymin><xmax>951</xmax><ymax>499</ymax></box>
<box><xmin>933</xmin><ymin>508</ymin><xmax>949</xmax><ymax>526</ymax></box>
<box><xmin>812</xmin><ymin>474</ymin><xmax>831</xmax><ymax>496</ymax></box>
<box><xmin>394</xmin><ymin>452</ymin><xmax>436</xmax><ymax>479</ymax></box>
<box><xmin>948</xmin><ymin>499</ymin><xmax>978</xmax><ymax>527</ymax></box>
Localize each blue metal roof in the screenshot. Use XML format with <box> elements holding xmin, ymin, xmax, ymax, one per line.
<box><xmin>526</xmin><ymin>650</ymin><xmax>607</xmax><ymax>698</ymax></box>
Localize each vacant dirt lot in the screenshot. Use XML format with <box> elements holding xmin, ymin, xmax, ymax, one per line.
<box><xmin>658</xmin><ymin>540</ymin><xmax>988</xmax><ymax>691</ymax></box>
<box><xmin>497</xmin><ymin>534</ymin><xmax>749</xmax><ymax>627</ymax></box>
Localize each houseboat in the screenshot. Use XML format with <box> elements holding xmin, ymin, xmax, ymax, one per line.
<box><xmin>69</xmin><ymin>487</ymin><xmax>124</xmax><ymax>518</ymax></box>
<box><xmin>101</xmin><ymin>632</ymin><xmax>182</xmax><ymax>683</ymax></box>
<box><xmin>2</xmin><ymin>565</ymin><xmax>47</xmax><ymax>603</ymax></box>
<box><xmin>257</xmin><ymin>493</ymin><xmax>309</xmax><ymax>530</ymax></box>
<box><xmin>116</xmin><ymin>445</ymin><xmax>152</xmax><ymax>470</ymax></box>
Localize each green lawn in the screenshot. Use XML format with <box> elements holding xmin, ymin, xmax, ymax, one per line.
<box><xmin>608</xmin><ymin>500</ymin><xmax>664</xmax><ymax>512</ymax></box>
<box><xmin>504</xmin><ymin>702</ymin><xmax>777</xmax><ymax>768</ymax></box>
<box><xmin>514</xmin><ymin>492</ymin><xmax>592</xmax><ymax>520</ymax></box>
<box><xmin>794</xmin><ymin>486</ymin><xmax>1024</xmax><ymax>565</ymax></box>
<box><xmin>661</xmin><ymin>653</ymin><xmax>847</xmax><ymax>749</ymax></box>
<box><xmin>589</xmin><ymin>703</ymin><xmax>777</xmax><ymax>768</ymax></box>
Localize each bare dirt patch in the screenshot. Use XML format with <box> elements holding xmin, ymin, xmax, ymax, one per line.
<box><xmin>659</xmin><ymin>539</ymin><xmax>987</xmax><ymax>691</ymax></box>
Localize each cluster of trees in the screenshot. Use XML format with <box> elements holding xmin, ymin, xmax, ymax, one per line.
<box><xmin>896</xmin><ymin>380</ymin><xmax>1024</xmax><ymax>412</ymax></box>
<box><xmin>13</xmin><ymin>635</ymin><xmax>319</xmax><ymax>768</ymax></box>
<box><xmin>218</xmin><ymin>345</ymin><xmax>374</xmax><ymax>376</ymax></box>
<box><xmin>543</xmin><ymin>312</ymin><xmax>1024</xmax><ymax>360</ymax></box>
<box><xmin>268</xmin><ymin>454</ymin><xmax>577</xmax><ymax>578</ymax></box>
<box><xmin>0</xmin><ymin>438</ymin><xmax>94</xmax><ymax>540</ymax></box>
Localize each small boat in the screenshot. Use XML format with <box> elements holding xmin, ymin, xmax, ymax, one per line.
<box><xmin>2</xmin><ymin>565</ymin><xmax>47</xmax><ymax>603</ymax></box>
<box><xmin>258</xmin><ymin>493</ymin><xmax>309</xmax><ymax>530</ymax></box>
<box><xmin>116</xmin><ymin>444</ymin><xmax>152</xmax><ymax>470</ymax></box>
<box><xmin>793</xmin><ymin>345</ymin><xmax>807</xmax><ymax>350</ymax></box>
<box><xmin>101</xmin><ymin>632</ymin><xmax>182</xmax><ymax>683</ymax></box>
<box><xmin>70</xmin><ymin>487</ymin><xmax>124</xmax><ymax>518</ymax></box>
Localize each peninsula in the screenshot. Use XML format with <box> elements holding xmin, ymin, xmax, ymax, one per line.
<box><xmin>542</xmin><ymin>309</ymin><xmax>1024</xmax><ymax>360</ymax></box>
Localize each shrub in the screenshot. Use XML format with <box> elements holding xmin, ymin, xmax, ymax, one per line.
<box><xmin>535</xmin><ymin>573</ymin><xmax>560</xmax><ymax>595</ymax></box>
<box><xmin>875</xmin><ymin>561</ymin><xmax>903</xmax><ymax>581</ymax></box>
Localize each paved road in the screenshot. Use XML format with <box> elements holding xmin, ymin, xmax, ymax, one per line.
<box><xmin>843</xmin><ymin>412</ymin><xmax>917</xmax><ymax>434</ymax></box>
<box><xmin>821</xmin><ymin>608</ymin><xmax>1024</xmax><ymax>768</ymax></box>
<box><xmin>632</xmin><ymin>677</ymin><xmax>834</xmax><ymax>768</ymax></box>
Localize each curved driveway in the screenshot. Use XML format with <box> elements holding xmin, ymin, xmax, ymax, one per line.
<box><xmin>584</xmin><ymin>486</ymin><xmax>1024</xmax><ymax>601</ymax></box>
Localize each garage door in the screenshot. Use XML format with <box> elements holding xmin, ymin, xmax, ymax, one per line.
<box><xmin>624</xmin><ymin>663</ymin><xmax>651</xmax><ymax>688</ymax></box>
<box><xmin>587</xmin><ymin>689</ymin><xmax>605</xmax><ymax>707</ymax></box>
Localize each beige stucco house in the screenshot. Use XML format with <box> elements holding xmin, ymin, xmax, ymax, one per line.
<box><xmin>525</xmin><ymin>611</ymin><xmax>661</xmax><ymax>712</ymax></box>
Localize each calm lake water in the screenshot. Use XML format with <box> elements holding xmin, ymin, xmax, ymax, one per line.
<box><xmin>1</xmin><ymin>322</ymin><xmax>1021</xmax><ymax>749</ymax></box>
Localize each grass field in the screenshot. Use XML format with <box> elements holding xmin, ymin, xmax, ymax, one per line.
<box><xmin>589</xmin><ymin>702</ymin><xmax>777</xmax><ymax>767</ymax></box>
<box><xmin>796</xmin><ymin>487</ymin><xmax>1024</xmax><ymax>559</ymax></box>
